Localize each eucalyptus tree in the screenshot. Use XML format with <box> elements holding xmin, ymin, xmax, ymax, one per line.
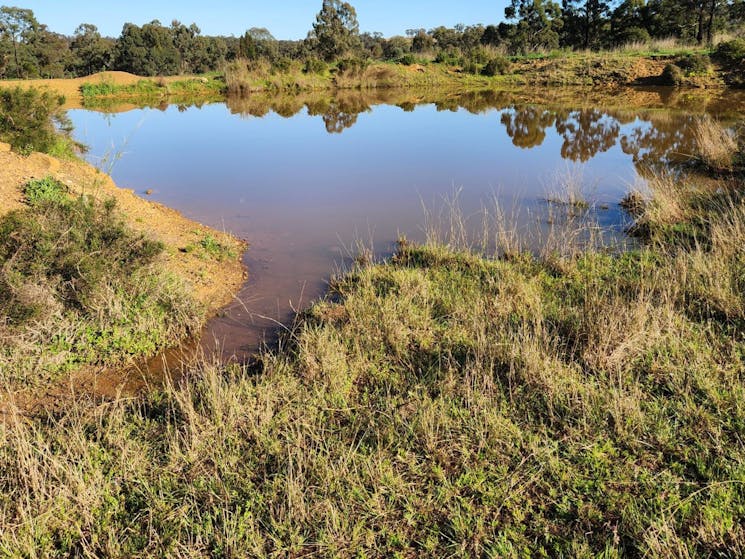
<box><xmin>308</xmin><ymin>0</ymin><xmax>361</xmax><ymax>61</ymax></box>
<box><xmin>562</xmin><ymin>0</ymin><xmax>613</xmax><ymax>50</ymax></box>
<box><xmin>505</xmin><ymin>0</ymin><xmax>564</xmax><ymax>53</ymax></box>
<box><xmin>0</xmin><ymin>6</ymin><xmax>37</xmax><ymax>77</ymax></box>
<box><xmin>70</xmin><ymin>24</ymin><xmax>112</xmax><ymax>75</ymax></box>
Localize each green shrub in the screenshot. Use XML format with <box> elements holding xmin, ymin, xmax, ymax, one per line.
<box><xmin>270</xmin><ymin>57</ymin><xmax>293</xmax><ymax>74</ymax></box>
<box><xmin>434</xmin><ymin>50</ymin><xmax>462</xmax><ymax>66</ymax></box>
<box><xmin>0</xmin><ymin>87</ymin><xmax>67</xmax><ymax>154</ymax></box>
<box><xmin>303</xmin><ymin>58</ymin><xmax>327</xmax><ymax>74</ymax></box>
<box><xmin>675</xmin><ymin>53</ymin><xmax>710</xmax><ymax>76</ymax></box>
<box><xmin>335</xmin><ymin>58</ymin><xmax>369</xmax><ymax>77</ymax></box>
<box><xmin>397</xmin><ymin>54</ymin><xmax>417</xmax><ymax>66</ymax></box>
<box><xmin>714</xmin><ymin>39</ymin><xmax>745</xmax><ymax>87</ymax></box>
<box><xmin>617</xmin><ymin>27</ymin><xmax>651</xmax><ymax>45</ymax></box>
<box><xmin>714</xmin><ymin>38</ymin><xmax>745</xmax><ymax>65</ymax></box>
<box><xmin>660</xmin><ymin>63</ymin><xmax>684</xmax><ymax>86</ymax></box>
<box><xmin>482</xmin><ymin>56</ymin><xmax>510</xmax><ymax>76</ymax></box>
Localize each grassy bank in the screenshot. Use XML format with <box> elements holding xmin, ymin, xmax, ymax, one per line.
<box><xmin>224</xmin><ymin>42</ymin><xmax>744</xmax><ymax>95</ymax></box>
<box><xmin>79</xmin><ymin>75</ymin><xmax>225</xmax><ymax>108</ymax></box>
<box><xmin>1</xmin><ymin>119</ymin><xmax>743</xmax><ymax>556</ymax></box>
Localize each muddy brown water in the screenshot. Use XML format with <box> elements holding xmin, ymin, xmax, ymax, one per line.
<box><xmin>68</xmin><ymin>86</ymin><xmax>745</xmax><ymax>380</ymax></box>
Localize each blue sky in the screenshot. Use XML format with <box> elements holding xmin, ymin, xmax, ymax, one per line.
<box><xmin>17</xmin><ymin>1</ymin><xmax>511</xmax><ymax>39</ymax></box>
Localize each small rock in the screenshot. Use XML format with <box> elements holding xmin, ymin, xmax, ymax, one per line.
<box><xmin>145</xmin><ymin>189</ymin><xmax>154</xmax><ymax>195</ymax></box>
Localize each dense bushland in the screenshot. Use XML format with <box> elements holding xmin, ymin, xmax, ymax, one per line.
<box><xmin>1</xmin><ymin>1</ymin><xmax>743</xmax><ymax>80</ymax></box>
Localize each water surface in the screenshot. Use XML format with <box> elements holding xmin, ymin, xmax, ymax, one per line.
<box><xmin>68</xmin><ymin>87</ymin><xmax>745</xmax><ymax>361</ymax></box>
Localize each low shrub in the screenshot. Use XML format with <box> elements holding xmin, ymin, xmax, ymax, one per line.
<box><xmin>303</xmin><ymin>58</ymin><xmax>327</xmax><ymax>75</ymax></box>
<box><xmin>660</xmin><ymin>63</ymin><xmax>684</xmax><ymax>86</ymax></box>
<box><xmin>714</xmin><ymin>39</ymin><xmax>745</xmax><ymax>87</ymax></box>
<box><xmin>675</xmin><ymin>53</ymin><xmax>711</xmax><ymax>76</ymax></box>
<box><xmin>0</xmin><ymin>87</ymin><xmax>68</xmax><ymax>154</ymax></box>
<box><xmin>270</xmin><ymin>57</ymin><xmax>293</xmax><ymax>74</ymax></box>
<box><xmin>0</xmin><ymin>178</ymin><xmax>201</xmax><ymax>376</ymax></box>
<box><xmin>482</xmin><ymin>55</ymin><xmax>510</xmax><ymax>76</ymax></box>
<box><xmin>397</xmin><ymin>54</ymin><xmax>417</xmax><ymax>66</ymax></box>
<box><xmin>434</xmin><ymin>50</ymin><xmax>462</xmax><ymax>66</ymax></box>
<box><xmin>335</xmin><ymin>58</ymin><xmax>369</xmax><ymax>77</ymax></box>
<box><xmin>714</xmin><ymin>38</ymin><xmax>745</xmax><ymax>65</ymax></box>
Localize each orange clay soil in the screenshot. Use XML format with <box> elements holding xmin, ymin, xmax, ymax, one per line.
<box><xmin>0</xmin><ymin>142</ymin><xmax>247</xmax><ymax>412</ymax></box>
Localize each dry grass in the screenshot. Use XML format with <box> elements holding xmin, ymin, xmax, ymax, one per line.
<box><xmin>692</xmin><ymin>115</ymin><xmax>738</xmax><ymax>170</ymax></box>
<box><xmin>545</xmin><ymin>164</ymin><xmax>591</xmax><ymax>210</ymax></box>
<box><xmin>614</xmin><ymin>37</ymin><xmax>688</xmax><ymax>54</ymax></box>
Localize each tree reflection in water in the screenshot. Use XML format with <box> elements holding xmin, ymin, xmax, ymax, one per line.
<box><xmin>222</xmin><ymin>87</ymin><xmax>742</xmax><ymax>173</ymax></box>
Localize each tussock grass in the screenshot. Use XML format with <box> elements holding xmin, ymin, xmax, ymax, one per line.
<box><xmin>2</xmin><ymin>155</ymin><xmax>744</xmax><ymax>556</ymax></box>
<box><xmin>692</xmin><ymin>115</ymin><xmax>738</xmax><ymax>170</ymax></box>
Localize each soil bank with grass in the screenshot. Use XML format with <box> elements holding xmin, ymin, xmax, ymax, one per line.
<box><xmin>0</xmin><ymin>141</ymin><xmax>246</xmax><ymax>407</ymax></box>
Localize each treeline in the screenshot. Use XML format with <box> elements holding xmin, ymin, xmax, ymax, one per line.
<box><xmin>0</xmin><ymin>1</ymin><xmax>744</xmax><ymax>80</ymax></box>
<box><xmin>504</xmin><ymin>0</ymin><xmax>745</xmax><ymax>53</ymax></box>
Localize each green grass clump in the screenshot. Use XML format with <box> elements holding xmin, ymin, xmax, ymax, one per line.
<box><xmin>184</xmin><ymin>232</ymin><xmax>236</xmax><ymax>261</ymax></box>
<box><xmin>80</xmin><ymin>79</ymin><xmax>163</xmax><ymax>98</ymax></box>
<box><xmin>23</xmin><ymin>176</ymin><xmax>69</xmax><ymax>206</ymax></box>
<box><xmin>0</xmin><ymin>178</ymin><xmax>202</xmax><ymax>384</ymax></box>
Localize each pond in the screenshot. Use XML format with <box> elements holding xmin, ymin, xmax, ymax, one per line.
<box><xmin>68</xmin><ymin>87</ymin><xmax>745</xmax><ymax>361</ymax></box>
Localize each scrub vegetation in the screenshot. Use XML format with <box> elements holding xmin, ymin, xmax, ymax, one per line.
<box><xmin>0</xmin><ymin>86</ymin><xmax>76</xmax><ymax>157</ymax></box>
<box><xmin>1</xmin><ymin>1</ymin><xmax>744</xmax><ymax>92</ymax></box>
